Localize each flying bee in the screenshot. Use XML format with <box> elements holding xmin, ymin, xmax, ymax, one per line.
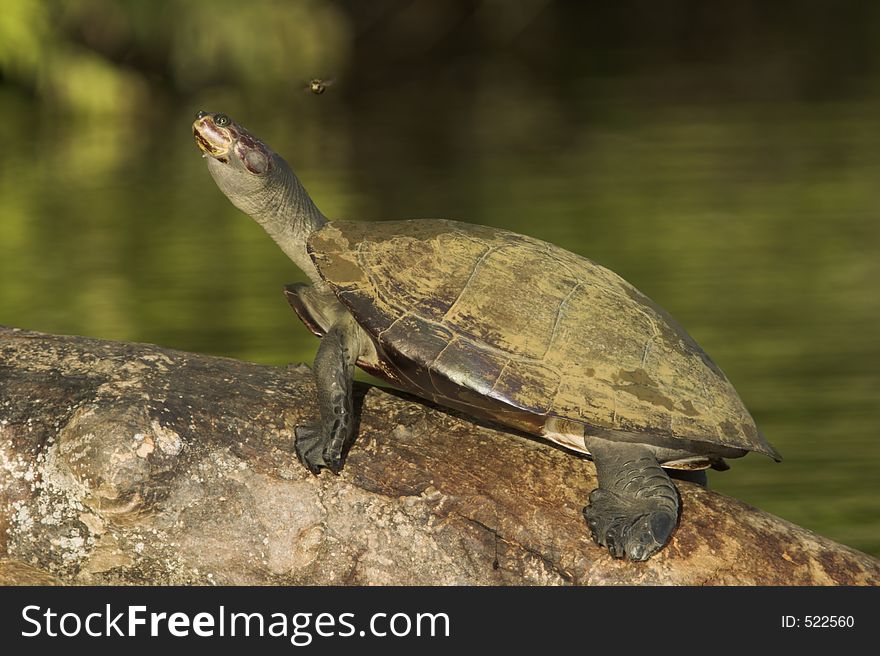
<box><xmin>305</xmin><ymin>78</ymin><xmax>335</xmax><ymax>95</ymax></box>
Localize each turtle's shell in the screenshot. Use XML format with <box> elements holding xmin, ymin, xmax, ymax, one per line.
<box><xmin>307</xmin><ymin>219</ymin><xmax>780</xmax><ymax>462</ymax></box>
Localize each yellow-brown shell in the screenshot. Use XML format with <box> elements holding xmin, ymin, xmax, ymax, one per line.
<box><xmin>308</xmin><ymin>219</ymin><xmax>780</xmax><ymax>460</ymax></box>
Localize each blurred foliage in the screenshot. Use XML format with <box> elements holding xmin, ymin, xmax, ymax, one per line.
<box><xmin>0</xmin><ymin>1</ymin><xmax>878</xmax><ymax>556</ymax></box>
<box><xmin>0</xmin><ymin>0</ymin><xmax>349</xmax><ymax>114</ymax></box>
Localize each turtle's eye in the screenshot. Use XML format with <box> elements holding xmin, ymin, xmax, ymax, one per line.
<box><xmin>214</xmin><ymin>113</ymin><xmax>230</xmax><ymax>127</ymax></box>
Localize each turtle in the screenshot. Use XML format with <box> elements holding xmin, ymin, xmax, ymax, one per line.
<box><xmin>192</xmin><ymin>110</ymin><xmax>781</xmax><ymax>561</ymax></box>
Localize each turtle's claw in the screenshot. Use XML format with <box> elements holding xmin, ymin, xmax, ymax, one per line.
<box><xmin>321</xmin><ymin>450</ymin><xmax>343</xmax><ymax>475</ymax></box>
<box><xmin>294</xmin><ymin>423</ymin><xmax>330</xmax><ymax>475</ymax></box>
<box><xmin>582</xmin><ymin>488</ymin><xmax>676</xmax><ymax>561</ymax></box>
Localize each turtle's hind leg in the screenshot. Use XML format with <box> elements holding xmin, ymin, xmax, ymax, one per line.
<box><xmin>670</xmin><ymin>469</ymin><xmax>708</xmax><ymax>487</ymax></box>
<box><xmin>295</xmin><ymin>315</ymin><xmax>362</xmax><ymax>474</ymax></box>
<box><xmin>582</xmin><ymin>437</ymin><xmax>680</xmax><ymax>561</ymax></box>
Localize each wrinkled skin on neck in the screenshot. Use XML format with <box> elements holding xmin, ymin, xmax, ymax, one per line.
<box><xmin>193</xmin><ymin>112</ymin><xmax>327</xmax><ymax>282</ymax></box>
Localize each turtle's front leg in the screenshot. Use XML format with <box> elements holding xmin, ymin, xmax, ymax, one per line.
<box><xmin>295</xmin><ymin>315</ymin><xmax>362</xmax><ymax>474</ymax></box>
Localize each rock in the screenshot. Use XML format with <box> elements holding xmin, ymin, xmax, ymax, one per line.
<box><xmin>1</xmin><ymin>326</ymin><xmax>878</xmax><ymax>585</ymax></box>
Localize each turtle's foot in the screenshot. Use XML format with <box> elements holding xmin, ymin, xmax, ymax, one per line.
<box><xmin>582</xmin><ymin>489</ymin><xmax>677</xmax><ymax>561</ymax></box>
<box><xmin>294</xmin><ymin>423</ymin><xmax>343</xmax><ymax>475</ymax></box>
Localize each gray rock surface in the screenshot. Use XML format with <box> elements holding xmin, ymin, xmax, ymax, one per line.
<box><xmin>1</xmin><ymin>326</ymin><xmax>878</xmax><ymax>585</ymax></box>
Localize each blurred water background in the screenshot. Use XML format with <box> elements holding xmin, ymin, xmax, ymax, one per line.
<box><xmin>0</xmin><ymin>1</ymin><xmax>878</xmax><ymax>556</ymax></box>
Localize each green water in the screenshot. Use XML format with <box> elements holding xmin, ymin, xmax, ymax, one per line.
<box><xmin>1</xmin><ymin>91</ymin><xmax>878</xmax><ymax>557</ymax></box>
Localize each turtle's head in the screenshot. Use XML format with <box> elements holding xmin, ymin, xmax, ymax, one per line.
<box><xmin>192</xmin><ymin>111</ymin><xmax>289</xmax><ymax>219</ymax></box>
<box><xmin>192</xmin><ymin>111</ymin><xmax>327</xmax><ymax>281</ymax></box>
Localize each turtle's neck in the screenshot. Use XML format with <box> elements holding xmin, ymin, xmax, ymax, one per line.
<box><xmin>246</xmin><ymin>159</ymin><xmax>328</xmax><ymax>283</ymax></box>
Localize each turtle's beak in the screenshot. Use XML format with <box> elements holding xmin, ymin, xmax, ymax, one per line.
<box><xmin>193</xmin><ymin>113</ymin><xmax>232</xmax><ymax>159</ymax></box>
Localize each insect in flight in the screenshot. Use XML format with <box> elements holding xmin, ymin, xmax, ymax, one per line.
<box><xmin>306</xmin><ymin>78</ymin><xmax>335</xmax><ymax>95</ymax></box>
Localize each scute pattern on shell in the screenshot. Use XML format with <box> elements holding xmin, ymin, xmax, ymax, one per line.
<box><xmin>308</xmin><ymin>219</ymin><xmax>779</xmax><ymax>459</ymax></box>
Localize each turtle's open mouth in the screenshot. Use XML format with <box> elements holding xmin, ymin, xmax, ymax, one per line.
<box><xmin>192</xmin><ymin>115</ymin><xmax>232</xmax><ymax>159</ymax></box>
